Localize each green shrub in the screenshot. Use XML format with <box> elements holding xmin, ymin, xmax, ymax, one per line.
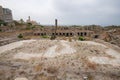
<box><xmin>78</xmin><ymin>36</ymin><xmax>85</xmax><ymax>41</ymax></box>
<box><xmin>18</xmin><ymin>34</ymin><xmax>23</xmax><ymax>38</ymax></box>
<box><xmin>41</xmin><ymin>35</ymin><xmax>49</xmax><ymax>38</ymax></box>
<box><xmin>25</xmin><ymin>24</ymin><xmax>36</xmax><ymax>30</ymax></box>
<box><xmin>31</xmin><ymin>26</ymin><xmax>35</xmax><ymax>29</ymax></box>
<box><xmin>13</xmin><ymin>20</ymin><xmax>21</xmax><ymax>26</ymax></box>
<box><xmin>27</xmin><ymin>23</ymin><xmax>32</xmax><ymax>27</ymax></box>
<box><xmin>0</xmin><ymin>29</ymin><xmax>2</xmax><ymax>32</ymax></box>
<box><xmin>50</xmin><ymin>35</ymin><xmax>56</xmax><ymax>40</ymax></box>
<box><xmin>26</xmin><ymin>26</ymin><xmax>31</xmax><ymax>30</ymax></box>
<box><xmin>0</xmin><ymin>20</ymin><xmax>7</xmax><ymax>26</ymax></box>
<box><xmin>40</xmin><ymin>25</ymin><xmax>44</xmax><ymax>28</ymax></box>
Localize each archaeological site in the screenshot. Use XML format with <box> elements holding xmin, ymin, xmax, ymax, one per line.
<box><xmin>0</xmin><ymin>2</ymin><xmax>120</xmax><ymax>80</ymax></box>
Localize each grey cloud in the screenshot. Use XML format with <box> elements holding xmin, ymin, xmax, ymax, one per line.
<box><xmin>52</xmin><ymin>0</ymin><xmax>120</xmax><ymax>25</ymax></box>
<box><xmin>0</xmin><ymin>0</ymin><xmax>120</xmax><ymax>25</ymax></box>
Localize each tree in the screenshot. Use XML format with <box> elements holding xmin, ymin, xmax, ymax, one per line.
<box><xmin>18</xmin><ymin>34</ymin><xmax>23</xmax><ymax>38</ymax></box>
<box><xmin>0</xmin><ymin>20</ymin><xmax>7</xmax><ymax>26</ymax></box>
<box><xmin>27</xmin><ymin>22</ymin><xmax>32</xmax><ymax>27</ymax></box>
<box><xmin>20</xmin><ymin>19</ymin><xmax>24</xmax><ymax>24</ymax></box>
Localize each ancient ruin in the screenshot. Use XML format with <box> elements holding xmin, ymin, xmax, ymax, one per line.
<box><xmin>0</xmin><ymin>4</ymin><xmax>120</xmax><ymax>80</ymax></box>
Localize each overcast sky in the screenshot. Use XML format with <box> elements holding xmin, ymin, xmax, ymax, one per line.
<box><xmin>0</xmin><ymin>0</ymin><xmax>120</xmax><ymax>25</ymax></box>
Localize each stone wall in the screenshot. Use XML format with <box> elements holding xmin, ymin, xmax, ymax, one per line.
<box><xmin>33</xmin><ymin>27</ymin><xmax>94</xmax><ymax>37</ymax></box>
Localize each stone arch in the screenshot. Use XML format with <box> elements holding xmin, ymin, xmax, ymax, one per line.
<box><xmin>41</xmin><ymin>33</ymin><xmax>44</xmax><ymax>36</ymax></box>
<box><xmin>94</xmin><ymin>35</ymin><xmax>99</xmax><ymax>38</ymax></box>
<box><xmin>52</xmin><ymin>33</ymin><xmax>55</xmax><ymax>35</ymax></box>
<box><xmin>70</xmin><ymin>33</ymin><xmax>73</xmax><ymax>36</ymax></box>
<box><xmin>84</xmin><ymin>32</ymin><xmax>87</xmax><ymax>36</ymax></box>
<box><xmin>34</xmin><ymin>33</ymin><xmax>37</xmax><ymax>35</ymax></box>
<box><xmin>56</xmin><ymin>33</ymin><xmax>58</xmax><ymax>35</ymax></box>
<box><xmin>63</xmin><ymin>33</ymin><xmax>65</xmax><ymax>36</ymax></box>
<box><xmin>81</xmin><ymin>32</ymin><xmax>83</xmax><ymax>36</ymax></box>
<box><xmin>59</xmin><ymin>33</ymin><xmax>62</xmax><ymax>36</ymax></box>
<box><xmin>38</xmin><ymin>33</ymin><xmax>40</xmax><ymax>35</ymax></box>
<box><xmin>66</xmin><ymin>33</ymin><xmax>69</xmax><ymax>36</ymax></box>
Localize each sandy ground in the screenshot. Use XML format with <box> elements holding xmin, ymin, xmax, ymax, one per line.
<box><xmin>44</xmin><ymin>45</ymin><xmax>58</xmax><ymax>57</ymax></box>
<box><xmin>1</xmin><ymin>39</ymin><xmax>120</xmax><ymax>66</ymax></box>
<box><xmin>78</xmin><ymin>41</ymin><xmax>107</xmax><ymax>48</ymax></box>
<box><xmin>88</xmin><ymin>45</ymin><xmax>120</xmax><ymax>66</ymax></box>
<box><xmin>13</xmin><ymin>52</ymin><xmax>42</xmax><ymax>60</ymax></box>
<box><xmin>0</xmin><ymin>40</ymin><xmax>36</xmax><ymax>54</ymax></box>
<box><xmin>0</xmin><ymin>39</ymin><xmax>120</xmax><ymax>80</ymax></box>
<box><xmin>14</xmin><ymin>40</ymin><xmax>76</xmax><ymax>59</ymax></box>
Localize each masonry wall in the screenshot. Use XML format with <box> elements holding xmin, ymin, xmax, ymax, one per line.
<box><xmin>33</xmin><ymin>27</ymin><xmax>94</xmax><ymax>37</ymax></box>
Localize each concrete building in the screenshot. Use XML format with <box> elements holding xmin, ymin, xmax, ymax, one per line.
<box><xmin>0</xmin><ymin>6</ymin><xmax>4</xmax><ymax>20</ymax></box>
<box><xmin>0</xmin><ymin>5</ymin><xmax>13</xmax><ymax>22</ymax></box>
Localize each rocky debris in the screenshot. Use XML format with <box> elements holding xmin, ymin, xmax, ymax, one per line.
<box><xmin>110</xmin><ymin>35</ymin><xmax>120</xmax><ymax>47</ymax></box>
<box><xmin>102</xmin><ymin>29</ymin><xmax>120</xmax><ymax>47</ymax></box>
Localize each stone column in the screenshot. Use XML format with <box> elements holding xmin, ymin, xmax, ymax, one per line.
<box><xmin>54</xmin><ymin>19</ymin><xmax>58</xmax><ymax>37</ymax></box>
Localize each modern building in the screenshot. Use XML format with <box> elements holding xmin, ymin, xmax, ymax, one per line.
<box><xmin>0</xmin><ymin>6</ymin><xmax>4</xmax><ymax>20</ymax></box>
<box><xmin>0</xmin><ymin>5</ymin><xmax>13</xmax><ymax>22</ymax></box>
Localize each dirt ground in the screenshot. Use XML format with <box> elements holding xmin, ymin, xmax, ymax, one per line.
<box><xmin>0</xmin><ymin>39</ymin><xmax>120</xmax><ymax>80</ymax></box>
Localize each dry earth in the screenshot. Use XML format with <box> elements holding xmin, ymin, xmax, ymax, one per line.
<box><xmin>0</xmin><ymin>39</ymin><xmax>120</xmax><ymax>80</ymax></box>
